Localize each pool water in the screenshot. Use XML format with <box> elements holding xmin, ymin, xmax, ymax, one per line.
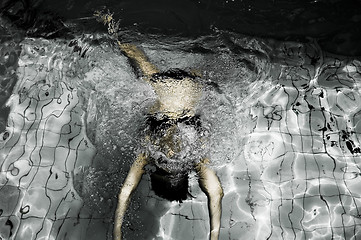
<box><xmin>1</xmin><ymin>2</ymin><xmax>361</xmax><ymax>240</ymax></box>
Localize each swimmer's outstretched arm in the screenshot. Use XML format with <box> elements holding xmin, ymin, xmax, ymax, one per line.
<box><xmin>114</xmin><ymin>153</ymin><xmax>148</xmax><ymax>240</ymax></box>
<box><xmin>94</xmin><ymin>9</ymin><xmax>158</xmax><ymax>78</ymax></box>
<box><xmin>197</xmin><ymin>159</ymin><xmax>224</xmax><ymax>240</ymax></box>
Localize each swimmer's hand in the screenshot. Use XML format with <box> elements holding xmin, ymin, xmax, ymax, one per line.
<box><xmin>197</xmin><ymin>158</ymin><xmax>223</xmax><ymax>240</ymax></box>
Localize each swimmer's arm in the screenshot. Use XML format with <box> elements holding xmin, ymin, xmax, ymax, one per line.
<box><xmin>114</xmin><ymin>153</ymin><xmax>148</xmax><ymax>240</ymax></box>
<box><xmin>197</xmin><ymin>159</ymin><xmax>224</xmax><ymax>240</ymax></box>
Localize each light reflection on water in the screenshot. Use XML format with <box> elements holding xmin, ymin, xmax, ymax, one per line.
<box><xmin>0</xmin><ymin>27</ymin><xmax>361</xmax><ymax>240</ymax></box>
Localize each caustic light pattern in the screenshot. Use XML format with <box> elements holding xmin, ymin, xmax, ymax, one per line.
<box><xmin>0</xmin><ymin>35</ymin><xmax>361</xmax><ymax>240</ymax></box>
<box><xmin>0</xmin><ymin>39</ymin><xmax>100</xmax><ymax>240</ymax></box>
<box><xmin>245</xmin><ymin>43</ymin><xmax>361</xmax><ymax>239</ymax></box>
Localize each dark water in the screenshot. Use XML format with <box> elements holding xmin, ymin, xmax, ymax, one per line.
<box><xmin>1</xmin><ymin>1</ymin><xmax>361</xmax><ymax>240</ymax></box>
<box><xmin>1</xmin><ymin>0</ymin><xmax>361</xmax><ymax>54</ymax></box>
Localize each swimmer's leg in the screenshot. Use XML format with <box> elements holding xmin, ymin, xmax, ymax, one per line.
<box><xmin>197</xmin><ymin>159</ymin><xmax>224</xmax><ymax>240</ymax></box>
<box><xmin>116</xmin><ymin>43</ymin><xmax>159</xmax><ymax>77</ymax></box>
<box><xmin>114</xmin><ymin>153</ymin><xmax>148</xmax><ymax>240</ymax></box>
<box><xmin>94</xmin><ymin>9</ymin><xmax>158</xmax><ymax>77</ymax></box>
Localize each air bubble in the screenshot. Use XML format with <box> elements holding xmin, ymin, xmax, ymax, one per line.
<box><xmin>9</xmin><ymin>164</ymin><xmax>19</xmax><ymax>176</ymax></box>
<box><xmin>20</xmin><ymin>205</ymin><xmax>30</xmax><ymax>214</ymax></box>
<box><xmin>2</xmin><ymin>131</ymin><xmax>9</xmax><ymax>140</ymax></box>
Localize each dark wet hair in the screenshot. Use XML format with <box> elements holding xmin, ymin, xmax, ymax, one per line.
<box><xmin>150</xmin><ymin>68</ymin><xmax>197</xmax><ymax>82</ymax></box>
<box><xmin>150</xmin><ymin>167</ymin><xmax>190</xmax><ymax>202</ymax></box>
<box><xmin>146</xmin><ymin>114</ymin><xmax>203</xmax><ymax>134</ymax></box>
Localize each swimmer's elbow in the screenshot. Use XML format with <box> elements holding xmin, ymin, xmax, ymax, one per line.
<box><xmin>218</xmin><ymin>185</ymin><xmax>224</xmax><ymax>198</ymax></box>
<box><xmin>119</xmin><ymin>184</ymin><xmax>133</xmax><ymax>197</ymax></box>
<box><xmin>213</xmin><ymin>183</ymin><xmax>224</xmax><ymax>200</ymax></box>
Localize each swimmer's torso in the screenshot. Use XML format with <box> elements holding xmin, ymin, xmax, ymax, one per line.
<box><xmin>147</xmin><ymin>69</ymin><xmax>202</xmax><ymax>119</ymax></box>
<box><xmin>149</xmin><ymin>77</ymin><xmax>202</xmax><ymax>119</ymax></box>
<box><xmin>141</xmin><ymin>70</ymin><xmax>205</xmax><ymax>175</ymax></box>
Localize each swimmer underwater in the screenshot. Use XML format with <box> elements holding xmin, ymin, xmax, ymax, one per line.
<box><xmin>94</xmin><ymin>9</ymin><xmax>224</xmax><ymax>240</ymax></box>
